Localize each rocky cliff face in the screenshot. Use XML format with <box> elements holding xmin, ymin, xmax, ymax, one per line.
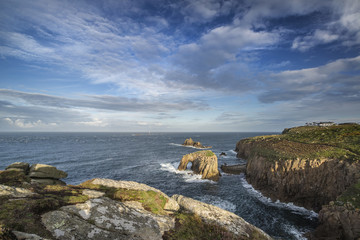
<box><xmin>235</xmin><ymin>124</ymin><xmax>360</xmax><ymax>239</ymax></box>
<box><xmin>236</xmin><ymin>139</ymin><xmax>360</xmax><ymax>211</ymax></box>
<box><xmin>178</xmin><ymin>150</ymin><xmax>220</xmax><ymax>181</ymax></box>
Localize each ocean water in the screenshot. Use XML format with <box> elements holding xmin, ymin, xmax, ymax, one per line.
<box><xmin>0</xmin><ymin>132</ymin><xmax>318</xmax><ymax>239</ymax></box>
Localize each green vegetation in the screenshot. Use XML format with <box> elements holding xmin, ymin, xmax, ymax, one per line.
<box><xmin>204</xmin><ymin>150</ymin><xmax>215</xmax><ymax>157</ymax></box>
<box><xmin>80</xmin><ymin>180</ymin><xmax>169</xmax><ymax>215</ymax></box>
<box><xmin>242</xmin><ymin>124</ymin><xmax>360</xmax><ymax>162</ymax></box>
<box><xmin>337</xmin><ymin>179</ymin><xmax>360</xmax><ymax>209</ymax></box>
<box><xmin>0</xmin><ymin>181</ymin><xmax>89</xmax><ymax>237</ymax></box>
<box><xmin>0</xmin><ymin>170</ymin><xmax>30</xmax><ymax>188</ymax></box>
<box><xmin>163</xmin><ymin>212</ymin><xmax>238</xmax><ymax>240</ymax></box>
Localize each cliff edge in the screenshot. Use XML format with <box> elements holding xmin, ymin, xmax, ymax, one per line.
<box><xmin>235</xmin><ymin>124</ymin><xmax>360</xmax><ymax>239</ymax></box>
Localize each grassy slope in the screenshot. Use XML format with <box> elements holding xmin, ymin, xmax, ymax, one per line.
<box><xmin>241</xmin><ymin>124</ymin><xmax>360</xmax><ymax>163</ymax></box>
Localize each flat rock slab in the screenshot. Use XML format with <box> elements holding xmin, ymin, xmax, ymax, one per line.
<box><xmin>42</xmin><ymin>197</ymin><xmax>162</xmax><ymax>240</ymax></box>
<box><xmin>172</xmin><ymin>194</ymin><xmax>272</xmax><ymax>240</ymax></box>
<box><xmin>29</xmin><ymin>164</ymin><xmax>67</xmax><ymax>179</ymax></box>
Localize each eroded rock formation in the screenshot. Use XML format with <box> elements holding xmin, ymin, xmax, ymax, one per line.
<box><xmin>220</xmin><ymin>164</ymin><xmax>246</xmax><ymax>175</ymax></box>
<box><xmin>178</xmin><ymin>150</ymin><xmax>220</xmax><ymax>181</ymax></box>
<box><xmin>182</xmin><ymin>138</ymin><xmax>211</xmax><ymax>149</ymax></box>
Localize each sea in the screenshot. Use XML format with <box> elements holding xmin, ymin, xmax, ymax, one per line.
<box><xmin>0</xmin><ymin>132</ymin><xmax>318</xmax><ymax>239</ymax></box>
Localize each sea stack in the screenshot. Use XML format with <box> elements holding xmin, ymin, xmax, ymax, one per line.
<box><xmin>178</xmin><ymin>150</ymin><xmax>220</xmax><ymax>181</ymax></box>
<box><xmin>182</xmin><ymin>138</ymin><xmax>211</xmax><ymax>149</ymax></box>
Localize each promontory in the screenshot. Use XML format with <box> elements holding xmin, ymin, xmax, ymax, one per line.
<box><xmin>235</xmin><ymin>123</ymin><xmax>360</xmax><ymax>239</ymax></box>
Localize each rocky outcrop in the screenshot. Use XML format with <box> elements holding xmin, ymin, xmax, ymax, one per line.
<box><xmin>42</xmin><ymin>197</ymin><xmax>163</xmax><ymax>240</ymax></box>
<box><xmin>172</xmin><ymin>194</ymin><xmax>272</xmax><ymax>240</ymax></box>
<box><xmin>5</xmin><ymin>162</ymin><xmax>30</xmax><ymax>173</ymax></box>
<box><xmin>220</xmin><ymin>164</ymin><xmax>246</xmax><ymax>175</ymax></box>
<box><xmin>29</xmin><ymin>163</ymin><xmax>67</xmax><ymax>185</ymax></box>
<box><xmin>182</xmin><ymin>138</ymin><xmax>211</xmax><ymax>149</ymax></box>
<box><xmin>178</xmin><ymin>150</ymin><xmax>220</xmax><ymax>181</ymax></box>
<box><xmin>310</xmin><ymin>203</ymin><xmax>360</xmax><ymax>240</ymax></box>
<box><xmin>1</xmin><ymin>163</ymin><xmax>272</xmax><ymax>239</ymax></box>
<box><xmin>85</xmin><ymin>178</ymin><xmax>180</xmax><ymax>214</ymax></box>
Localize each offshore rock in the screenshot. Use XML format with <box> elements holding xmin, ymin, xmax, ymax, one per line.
<box><xmin>182</xmin><ymin>138</ymin><xmax>211</xmax><ymax>149</ymax></box>
<box><xmin>29</xmin><ymin>164</ymin><xmax>68</xmax><ymax>179</ymax></box>
<box><xmin>42</xmin><ymin>197</ymin><xmax>163</xmax><ymax>240</ymax></box>
<box><xmin>220</xmin><ymin>164</ymin><xmax>246</xmax><ymax>175</ymax></box>
<box><xmin>178</xmin><ymin>150</ymin><xmax>220</xmax><ymax>181</ymax></box>
<box><xmin>172</xmin><ymin>194</ymin><xmax>272</xmax><ymax>240</ymax></box>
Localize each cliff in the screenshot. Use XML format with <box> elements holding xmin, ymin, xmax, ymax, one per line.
<box><xmin>178</xmin><ymin>150</ymin><xmax>220</xmax><ymax>181</ymax></box>
<box><xmin>0</xmin><ymin>162</ymin><xmax>271</xmax><ymax>240</ymax></box>
<box><xmin>235</xmin><ymin>124</ymin><xmax>360</xmax><ymax>239</ymax></box>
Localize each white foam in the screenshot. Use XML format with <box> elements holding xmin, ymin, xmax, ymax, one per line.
<box><xmin>160</xmin><ymin>162</ymin><xmax>216</xmax><ymax>184</ymax></box>
<box><xmin>240</xmin><ymin>177</ymin><xmax>318</xmax><ymax>219</ymax></box>
<box><xmin>283</xmin><ymin>224</ymin><xmax>308</xmax><ymax>240</ymax></box>
<box><xmin>196</xmin><ymin>195</ymin><xmax>236</xmax><ymax>212</ymax></box>
<box><xmin>168</xmin><ymin>143</ymin><xmax>211</xmax><ymax>150</ymax></box>
<box><xmin>229</xmin><ymin>150</ymin><xmax>237</xmax><ymax>155</ymax></box>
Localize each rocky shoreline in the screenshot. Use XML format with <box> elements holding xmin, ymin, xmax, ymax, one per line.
<box><xmin>0</xmin><ymin>162</ymin><xmax>271</xmax><ymax>240</ymax></box>
<box><xmin>235</xmin><ymin>124</ymin><xmax>360</xmax><ymax>239</ymax></box>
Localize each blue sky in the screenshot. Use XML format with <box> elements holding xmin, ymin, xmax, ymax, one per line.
<box><xmin>0</xmin><ymin>0</ymin><xmax>359</xmax><ymax>132</ymax></box>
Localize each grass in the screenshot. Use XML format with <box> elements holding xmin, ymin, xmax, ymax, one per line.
<box><xmin>240</xmin><ymin>124</ymin><xmax>360</xmax><ymax>163</ymax></box>
<box><xmin>337</xmin><ymin>179</ymin><xmax>360</xmax><ymax>209</ymax></box>
<box><xmin>80</xmin><ymin>180</ymin><xmax>169</xmax><ymax>215</ymax></box>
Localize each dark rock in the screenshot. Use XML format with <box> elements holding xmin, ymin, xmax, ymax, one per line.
<box><xmin>5</xmin><ymin>162</ymin><xmax>30</xmax><ymax>174</ymax></box>
<box><xmin>221</xmin><ymin>164</ymin><xmax>246</xmax><ymax>175</ymax></box>
<box><xmin>219</xmin><ymin>152</ymin><xmax>227</xmax><ymax>157</ymax></box>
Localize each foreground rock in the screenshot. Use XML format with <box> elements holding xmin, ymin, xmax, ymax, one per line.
<box><xmin>172</xmin><ymin>194</ymin><xmax>272</xmax><ymax>240</ymax></box>
<box><xmin>1</xmin><ymin>163</ymin><xmax>273</xmax><ymax>239</ymax></box>
<box><xmin>182</xmin><ymin>138</ymin><xmax>211</xmax><ymax>149</ymax></box>
<box><xmin>221</xmin><ymin>164</ymin><xmax>246</xmax><ymax>175</ymax></box>
<box><xmin>42</xmin><ymin>197</ymin><xmax>163</xmax><ymax>240</ymax></box>
<box><xmin>235</xmin><ymin>124</ymin><xmax>360</xmax><ymax>239</ymax></box>
<box><xmin>178</xmin><ymin>150</ymin><xmax>220</xmax><ymax>181</ymax></box>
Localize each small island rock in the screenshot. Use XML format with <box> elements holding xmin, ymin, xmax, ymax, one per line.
<box><xmin>182</xmin><ymin>138</ymin><xmax>211</xmax><ymax>149</ymax></box>
<box><xmin>178</xmin><ymin>150</ymin><xmax>220</xmax><ymax>181</ymax></box>
<box><xmin>29</xmin><ymin>164</ymin><xmax>68</xmax><ymax>179</ymax></box>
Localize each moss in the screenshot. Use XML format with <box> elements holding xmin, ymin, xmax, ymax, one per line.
<box><xmin>0</xmin><ymin>170</ymin><xmax>30</xmax><ymax>188</ymax></box>
<box><xmin>205</xmin><ymin>150</ymin><xmax>215</xmax><ymax>157</ymax></box>
<box><xmin>163</xmin><ymin>212</ymin><xmax>241</xmax><ymax>240</ymax></box>
<box><xmin>337</xmin><ymin>179</ymin><xmax>360</xmax><ymax>209</ymax></box>
<box><xmin>112</xmin><ymin>188</ymin><xmax>167</xmax><ymax>215</ymax></box>
<box><xmin>80</xmin><ymin>180</ymin><xmax>168</xmax><ymax>215</ymax></box>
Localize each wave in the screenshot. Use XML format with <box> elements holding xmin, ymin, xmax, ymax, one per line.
<box><xmin>195</xmin><ymin>195</ymin><xmax>236</xmax><ymax>212</ymax></box>
<box><xmin>160</xmin><ymin>162</ymin><xmax>216</xmax><ymax>184</ymax></box>
<box><xmin>240</xmin><ymin>177</ymin><xmax>318</xmax><ymax>220</ymax></box>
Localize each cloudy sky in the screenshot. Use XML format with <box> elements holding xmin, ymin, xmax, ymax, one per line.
<box><xmin>0</xmin><ymin>0</ymin><xmax>359</xmax><ymax>132</ymax></box>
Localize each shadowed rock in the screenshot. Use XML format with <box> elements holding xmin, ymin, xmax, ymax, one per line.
<box><xmin>178</xmin><ymin>150</ymin><xmax>220</xmax><ymax>181</ymax></box>
<box><xmin>220</xmin><ymin>164</ymin><xmax>246</xmax><ymax>175</ymax></box>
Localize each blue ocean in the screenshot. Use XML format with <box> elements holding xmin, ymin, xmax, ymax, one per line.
<box><xmin>0</xmin><ymin>132</ymin><xmax>318</xmax><ymax>239</ymax></box>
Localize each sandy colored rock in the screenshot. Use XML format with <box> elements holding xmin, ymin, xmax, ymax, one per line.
<box><xmin>178</xmin><ymin>150</ymin><xmax>220</xmax><ymax>181</ymax></box>
<box><xmin>82</xmin><ymin>189</ymin><xmax>105</xmax><ymax>199</ymax></box>
<box><xmin>172</xmin><ymin>194</ymin><xmax>272</xmax><ymax>239</ymax></box>
<box><xmin>13</xmin><ymin>231</ymin><xmax>51</xmax><ymax>240</ymax></box>
<box><xmin>89</xmin><ymin>178</ymin><xmax>179</xmax><ymax>213</ymax></box>
<box><xmin>182</xmin><ymin>138</ymin><xmax>211</xmax><ymax>149</ymax></box>
<box><xmin>0</xmin><ymin>184</ymin><xmax>34</xmax><ymax>198</ymax></box>
<box><xmin>29</xmin><ymin>164</ymin><xmax>67</xmax><ymax>179</ymax></box>
<box><xmin>42</xmin><ymin>197</ymin><xmax>162</xmax><ymax>240</ymax></box>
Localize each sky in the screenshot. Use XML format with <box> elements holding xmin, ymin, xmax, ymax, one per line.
<box><xmin>0</xmin><ymin>0</ymin><xmax>359</xmax><ymax>132</ymax></box>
